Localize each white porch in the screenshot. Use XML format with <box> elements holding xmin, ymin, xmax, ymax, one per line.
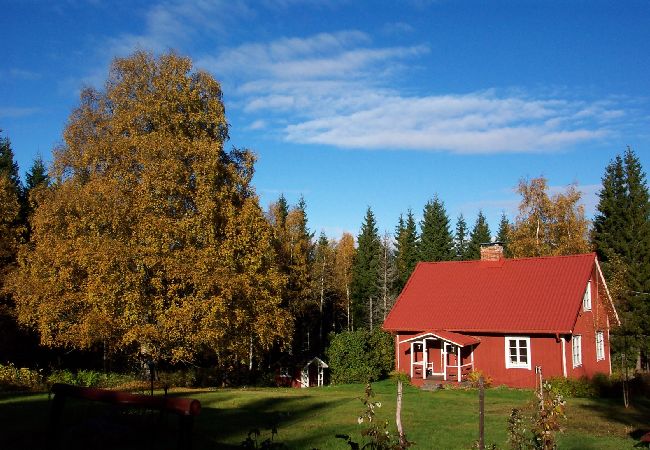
<box><xmin>399</xmin><ymin>331</ymin><xmax>479</xmax><ymax>382</ymax></box>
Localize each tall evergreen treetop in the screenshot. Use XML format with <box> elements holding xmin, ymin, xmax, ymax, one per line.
<box><xmin>454</xmin><ymin>214</ymin><xmax>469</xmax><ymax>260</ymax></box>
<box><xmin>25</xmin><ymin>155</ymin><xmax>49</xmax><ymax>191</ymax></box>
<box><xmin>0</xmin><ymin>131</ymin><xmax>21</xmax><ymax>194</ymax></box>
<box><xmin>496</xmin><ymin>212</ymin><xmax>512</xmax><ymax>257</ymax></box>
<box><xmin>466</xmin><ymin>211</ymin><xmax>492</xmax><ymax>260</ymax></box>
<box><xmin>351</xmin><ymin>207</ymin><xmax>381</xmax><ymax>329</ymax></box>
<box><xmin>394</xmin><ymin>209</ymin><xmax>419</xmax><ymax>291</ymax></box>
<box><xmin>418</xmin><ymin>196</ymin><xmax>454</xmax><ymax>262</ymax></box>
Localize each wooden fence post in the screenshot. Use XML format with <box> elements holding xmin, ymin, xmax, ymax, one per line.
<box><xmin>478</xmin><ymin>376</ymin><xmax>485</xmax><ymax>450</ymax></box>
<box><xmin>396</xmin><ymin>379</ymin><xmax>405</xmax><ymax>446</ymax></box>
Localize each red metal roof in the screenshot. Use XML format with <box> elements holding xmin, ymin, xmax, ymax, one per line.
<box><xmin>384</xmin><ymin>253</ymin><xmax>603</xmax><ymax>334</ymax></box>
<box><xmin>399</xmin><ymin>330</ymin><xmax>480</xmax><ymax>347</ymax></box>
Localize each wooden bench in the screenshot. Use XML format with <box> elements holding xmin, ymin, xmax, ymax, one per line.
<box><xmin>49</xmin><ymin>383</ymin><xmax>201</xmax><ymax>450</ymax></box>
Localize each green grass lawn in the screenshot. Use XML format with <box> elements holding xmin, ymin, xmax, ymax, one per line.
<box><xmin>0</xmin><ymin>380</ymin><xmax>647</xmax><ymax>449</ymax></box>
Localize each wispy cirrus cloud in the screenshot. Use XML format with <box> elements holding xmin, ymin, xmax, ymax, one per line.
<box><xmin>0</xmin><ymin>107</ymin><xmax>41</xmax><ymax>118</ymax></box>
<box><xmin>78</xmin><ymin>1</ymin><xmax>631</xmax><ymax>155</ymax></box>
<box><xmin>284</xmin><ymin>92</ymin><xmax>612</xmax><ymax>153</ymax></box>
<box><xmin>197</xmin><ymin>29</ymin><xmax>629</xmax><ymax>154</ymax></box>
<box><xmin>0</xmin><ymin>68</ymin><xmax>41</xmax><ymax>81</ymax></box>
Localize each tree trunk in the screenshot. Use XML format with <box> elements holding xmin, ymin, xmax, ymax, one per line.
<box><xmin>346</xmin><ymin>286</ymin><xmax>351</xmax><ymax>331</ymax></box>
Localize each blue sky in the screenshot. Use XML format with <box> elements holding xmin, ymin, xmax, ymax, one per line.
<box><xmin>2</xmin><ymin>0</ymin><xmax>649</xmax><ymax>239</ymax></box>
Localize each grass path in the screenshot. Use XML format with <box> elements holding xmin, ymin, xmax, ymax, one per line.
<box><xmin>0</xmin><ymin>380</ymin><xmax>647</xmax><ymax>448</ymax></box>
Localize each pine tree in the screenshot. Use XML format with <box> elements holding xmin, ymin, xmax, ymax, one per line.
<box><xmin>394</xmin><ymin>209</ymin><xmax>419</xmax><ymax>291</ymax></box>
<box><xmin>593</xmin><ymin>148</ymin><xmax>650</xmax><ymax>368</ymax></box>
<box><xmin>351</xmin><ymin>207</ymin><xmax>381</xmax><ymax>330</ymax></box>
<box><xmin>0</xmin><ymin>131</ymin><xmax>21</xmax><ymax>194</ymax></box>
<box><xmin>454</xmin><ymin>214</ymin><xmax>469</xmax><ymax>260</ymax></box>
<box><xmin>466</xmin><ymin>211</ymin><xmax>492</xmax><ymax>260</ymax></box>
<box><xmin>418</xmin><ymin>196</ymin><xmax>454</xmax><ymax>261</ymax></box>
<box><xmin>496</xmin><ymin>212</ymin><xmax>512</xmax><ymax>257</ymax></box>
<box><xmin>25</xmin><ymin>155</ymin><xmax>49</xmax><ymax>191</ymax></box>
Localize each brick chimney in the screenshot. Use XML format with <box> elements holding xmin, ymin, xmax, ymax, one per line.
<box><xmin>480</xmin><ymin>242</ymin><xmax>504</xmax><ymax>261</ymax></box>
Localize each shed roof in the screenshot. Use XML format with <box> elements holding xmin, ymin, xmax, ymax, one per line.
<box><xmin>383</xmin><ymin>253</ymin><xmax>616</xmax><ymax>334</ymax></box>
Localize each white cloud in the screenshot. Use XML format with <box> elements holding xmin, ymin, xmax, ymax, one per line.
<box><xmin>197</xmin><ymin>29</ymin><xmax>627</xmax><ymax>154</ymax></box>
<box><xmin>0</xmin><ymin>69</ymin><xmax>41</xmax><ymax>81</ymax></box>
<box><xmin>104</xmin><ymin>1</ymin><xmax>253</xmax><ymax>59</ymax></box>
<box><xmin>80</xmin><ymin>2</ymin><xmax>630</xmax><ymax>155</ymax></box>
<box><xmin>247</xmin><ymin>119</ymin><xmax>268</xmax><ymax>130</ymax></box>
<box><xmin>0</xmin><ymin>107</ymin><xmax>41</xmax><ymax>118</ymax></box>
<box><xmin>283</xmin><ymin>93</ymin><xmax>612</xmax><ymax>153</ymax></box>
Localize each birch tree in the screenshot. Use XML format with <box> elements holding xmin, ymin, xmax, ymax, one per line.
<box><xmin>9</xmin><ymin>51</ymin><xmax>291</xmax><ymax>365</ymax></box>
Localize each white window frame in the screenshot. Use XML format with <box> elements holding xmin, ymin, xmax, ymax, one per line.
<box><xmin>595</xmin><ymin>331</ymin><xmax>605</xmax><ymax>361</ymax></box>
<box><xmin>505</xmin><ymin>336</ymin><xmax>531</xmax><ymax>370</ymax></box>
<box><xmin>572</xmin><ymin>335</ymin><xmax>582</xmax><ymax>368</ymax></box>
<box><xmin>582</xmin><ymin>280</ymin><xmax>592</xmax><ymax>311</ymax></box>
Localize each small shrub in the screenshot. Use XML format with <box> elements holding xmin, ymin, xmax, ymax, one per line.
<box><xmin>0</xmin><ymin>363</ymin><xmax>43</xmax><ymax>390</ymax></box>
<box><xmin>547</xmin><ymin>376</ymin><xmax>598</xmax><ymax>398</ymax></box>
<box><xmin>76</xmin><ymin>369</ymin><xmax>102</xmax><ymax>387</ymax></box>
<box><xmin>506</xmin><ymin>382</ymin><xmax>566</xmax><ymax>450</ymax></box>
<box><xmin>47</xmin><ymin>370</ymin><xmax>138</xmax><ymax>389</ymax></box>
<box><xmin>326</xmin><ymin>329</ymin><xmax>394</xmax><ymax>384</ymax></box>
<box><xmin>48</xmin><ymin>369</ymin><xmax>78</xmax><ymax>386</ymax></box>
<box><xmin>467</xmin><ymin>370</ymin><xmax>493</xmax><ymax>388</ymax></box>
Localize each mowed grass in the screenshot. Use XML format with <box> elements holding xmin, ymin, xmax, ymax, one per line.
<box><xmin>0</xmin><ymin>380</ymin><xmax>647</xmax><ymax>449</ymax></box>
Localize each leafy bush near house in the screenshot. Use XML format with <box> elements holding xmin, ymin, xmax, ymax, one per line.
<box><xmin>47</xmin><ymin>369</ymin><xmax>135</xmax><ymax>388</ymax></box>
<box><xmin>467</xmin><ymin>369</ymin><xmax>493</xmax><ymax>388</ymax></box>
<box><xmin>547</xmin><ymin>376</ymin><xmax>598</xmax><ymax>398</ymax></box>
<box><xmin>547</xmin><ymin>374</ymin><xmax>622</xmax><ymax>398</ymax></box>
<box><xmin>0</xmin><ymin>363</ymin><xmax>44</xmax><ymax>390</ymax></box>
<box><xmin>326</xmin><ymin>329</ymin><xmax>394</xmax><ymax>384</ymax></box>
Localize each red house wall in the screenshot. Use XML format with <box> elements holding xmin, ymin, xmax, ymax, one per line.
<box><xmin>471</xmin><ymin>334</ymin><xmax>562</xmax><ymax>388</ymax></box>
<box><xmin>566</xmin><ymin>267</ymin><xmax>612</xmax><ymax>378</ymax></box>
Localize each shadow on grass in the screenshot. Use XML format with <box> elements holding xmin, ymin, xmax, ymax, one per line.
<box><xmin>0</xmin><ymin>390</ymin><xmax>347</xmax><ymax>449</ymax></box>
<box><xmin>576</xmin><ymin>395</ymin><xmax>650</xmax><ymax>443</ymax></box>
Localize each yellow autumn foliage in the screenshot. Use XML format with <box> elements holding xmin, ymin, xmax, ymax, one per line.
<box><xmin>9</xmin><ymin>51</ymin><xmax>291</xmax><ymax>364</ymax></box>
<box><xmin>510</xmin><ymin>177</ymin><xmax>590</xmax><ymax>258</ymax></box>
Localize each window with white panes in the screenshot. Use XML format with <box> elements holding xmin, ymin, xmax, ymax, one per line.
<box><xmin>505</xmin><ymin>336</ymin><xmax>531</xmax><ymax>369</ymax></box>
<box><xmin>596</xmin><ymin>331</ymin><xmax>605</xmax><ymax>361</ymax></box>
<box><xmin>583</xmin><ymin>280</ymin><xmax>592</xmax><ymax>311</ymax></box>
<box><xmin>572</xmin><ymin>335</ymin><xmax>582</xmax><ymax>367</ymax></box>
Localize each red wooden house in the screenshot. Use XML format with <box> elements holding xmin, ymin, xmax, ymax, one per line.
<box><xmin>383</xmin><ymin>244</ymin><xmax>619</xmax><ymax>388</ymax></box>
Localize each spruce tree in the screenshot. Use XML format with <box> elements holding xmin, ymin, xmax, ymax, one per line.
<box><xmin>593</xmin><ymin>147</ymin><xmax>650</xmax><ymax>369</ymax></box>
<box><xmin>418</xmin><ymin>196</ymin><xmax>454</xmax><ymax>261</ymax></box>
<box><xmin>496</xmin><ymin>212</ymin><xmax>512</xmax><ymax>257</ymax></box>
<box><xmin>394</xmin><ymin>209</ymin><xmax>419</xmax><ymax>291</ymax></box>
<box><xmin>25</xmin><ymin>155</ymin><xmax>49</xmax><ymax>191</ymax></box>
<box><xmin>467</xmin><ymin>211</ymin><xmax>492</xmax><ymax>260</ymax></box>
<box><xmin>0</xmin><ymin>131</ymin><xmax>21</xmax><ymax>194</ymax></box>
<box><xmin>0</xmin><ymin>152</ymin><xmax>27</xmax><ymax>364</ymax></box>
<box><xmin>454</xmin><ymin>214</ymin><xmax>469</xmax><ymax>260</ymax></box>
<box><xmin>351</xmin><ymin>207</ymin><xmax>381</xmax><ymax>330</ymax></box>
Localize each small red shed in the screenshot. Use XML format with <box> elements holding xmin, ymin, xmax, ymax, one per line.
<box><xmin>383</xmin><ymin>244</ymin><xmax>620</xmax><ymax>388</ymax></box>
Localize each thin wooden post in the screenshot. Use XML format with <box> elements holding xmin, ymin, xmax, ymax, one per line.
<box><xmin>622</xmin><ymin>353</ymin><xmax>629</xmax><ymax>408</ymax></box>
<box><xmin>396</xmin><ymin>380</ymin><xmax>405</xmax><ymax>446</ymax></box>
<box><xmin>478</xmin><ymin>376</ymin><xmax>485</xmax><ymax>450</ymax></box>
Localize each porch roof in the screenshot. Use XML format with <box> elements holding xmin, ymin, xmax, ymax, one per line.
<box><xmin>398</xmin><ymin>330</ymin><xmax>480</xmax><ymax>347</ymax></box>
